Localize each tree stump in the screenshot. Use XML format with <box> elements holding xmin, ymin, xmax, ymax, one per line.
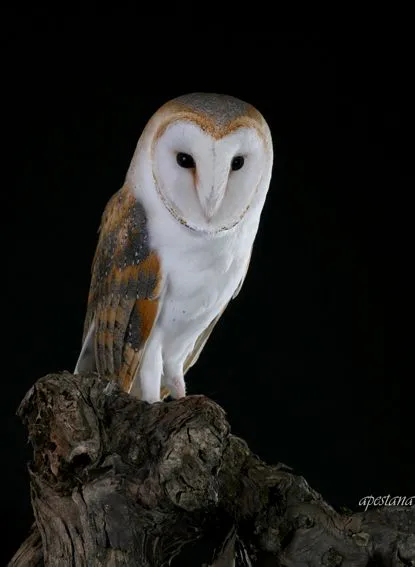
<box><xmin>8</xmin><ymin>372</ymin><xmax>415</xmax><ymax>566</ymax></box>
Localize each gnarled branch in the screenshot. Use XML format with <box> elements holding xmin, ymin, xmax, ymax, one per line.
<box><xmin>9</xmin><ymin>372</ymin><xmax>415</xmax><ymax>566</ymax></box>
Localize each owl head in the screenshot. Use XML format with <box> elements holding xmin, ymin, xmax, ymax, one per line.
<box><xmin>127</xmin><ymin>93</ymin><xmax>273</xmax><ymax>235</ymax></box>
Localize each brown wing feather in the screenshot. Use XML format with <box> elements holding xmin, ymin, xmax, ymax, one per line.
<box><xmin>83</xmin><ymin>185</ymin><xmax>163</xmax><ymax>393</ymax></box>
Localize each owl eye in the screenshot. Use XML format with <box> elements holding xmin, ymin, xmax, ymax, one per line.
<box><xmin>231</xmin><ymin>155</ymin><xmax>244</xmax><ymax>171</ymax></box>
<box><xmin>177</xmin><ymin>152</ymin><xmax>195</xmax><ymax>169</ymax></box>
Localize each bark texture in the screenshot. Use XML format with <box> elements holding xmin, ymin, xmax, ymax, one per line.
<box><xmin>8</xmin><ymin>372</ymin><xmax>415</xmax><ymax>566</ymax></box>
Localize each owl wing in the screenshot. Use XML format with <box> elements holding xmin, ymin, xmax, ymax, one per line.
<box><xmin>232</xmin><ymin>248</ymin><xmax>252</xmax><ymax>300</ymax></box>
<box><xmin>76</xmin><ymin>185</ymin><xmax>163</xmax><ymax>393</ymax></box>
<box><xmin>183</xmin><ymin>250</ymin><xmax>252</xmax><ymax>374</ymax></box>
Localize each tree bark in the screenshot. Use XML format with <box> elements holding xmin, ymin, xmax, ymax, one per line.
<box><xmin>8</xmin><ymin>372</ymin><xmax>415</xmax><ymax>566</ymax></box>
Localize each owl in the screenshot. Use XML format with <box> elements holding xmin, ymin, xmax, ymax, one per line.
<box><xmin>74</xmin><ymin>93</ymin><xmax>273</xmax><ymax>403</ymax></box>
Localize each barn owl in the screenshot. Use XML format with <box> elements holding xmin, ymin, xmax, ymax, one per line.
<box><xmin>74</xmin><ymin>93</ymin><xmax>273</xmax><ymax>403</ymax></box>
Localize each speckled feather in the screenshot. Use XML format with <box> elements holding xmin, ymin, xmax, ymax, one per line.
<box><xmin>83</xmin><ymin>185</ymin><xmax>162</xmax><ymax>391</ymax></box>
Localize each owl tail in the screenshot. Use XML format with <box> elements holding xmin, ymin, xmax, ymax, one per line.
<box><xmin>74</xmin><ymin>321</ymin><xmax>96</xmax><ymax>374</ymax></box>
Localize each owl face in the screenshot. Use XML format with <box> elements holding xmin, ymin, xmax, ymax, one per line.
<box><xmin>126</xmin><ymin>93</ymin><xmax>273</xmax><ymax>236</ymax></box>
<box><xmin>152</xmin><ymin>120</ymin><xmax>270</xmax><ymax>234</ymax></box>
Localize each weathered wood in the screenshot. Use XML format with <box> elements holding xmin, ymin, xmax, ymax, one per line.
<box><xmin>8</xmin><ymin>524</ymin><xmax>43</xmax><ymax>567</ymax></box>
<box><xmin>9</xmin><ymin>372</ymin><xmax>415</xmax><ymax>566</ymax></box>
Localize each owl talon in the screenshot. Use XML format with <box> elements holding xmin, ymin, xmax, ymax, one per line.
<box><xmin>160</xmin><ymin>386</ymin><xmax>170</xmax><ymax>400</ymax></box>
<box><xmin>165</xmin><ymin>376</ymin><xmax>186</xmax><ymax>400</ymax></box>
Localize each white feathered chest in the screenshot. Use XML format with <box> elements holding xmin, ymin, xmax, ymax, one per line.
<box><xmin>152</xmin><ymin>215</ymin><xmax>252</xmax><ymax>335</ymax></box>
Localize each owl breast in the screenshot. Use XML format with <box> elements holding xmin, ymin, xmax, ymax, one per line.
<box><xmin>153</xmin><ymin>226</ymin><xmax>251</xmax><ymax>371</ymax></box>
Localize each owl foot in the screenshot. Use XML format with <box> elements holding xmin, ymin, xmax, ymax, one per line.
<box><xmin>160</xmin><ymin>386</ymin><xmax>171</xmax><ymax>399</ymax></box>
<box><xmin>165</xmin><ymin>375</ymin><xmax>186</xmax><ymax>400</ymax></box>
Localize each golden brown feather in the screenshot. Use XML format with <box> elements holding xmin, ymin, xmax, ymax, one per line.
<box><xmin>82</xmin><ymin>185</ymin><xmax>164</xmax><ymax>394</ymax></box>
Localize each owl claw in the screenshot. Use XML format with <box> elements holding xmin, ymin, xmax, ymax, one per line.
<box><xmin>160</xmin><ymin>386</ymin><xmax>170</xmax><ymax>400</ymax></box>
<box><xmin>165</xmin><ymin>376</ymin><xmax>186</xmax><ymax>400</ymax></box>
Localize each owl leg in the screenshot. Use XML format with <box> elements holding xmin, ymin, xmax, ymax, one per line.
<box><xmin>168</xmin><ymin>375</ymin><xmax>186</xmax><ymax>399</ymax></box>
<box><xmin>135</xmin><ymin>336</ymin><xmax>163</xmax><ymax>404</ymax></box>
<box><xmin>163</xmin><ymin>363</ymin><xmax>186</xmax><ymax>400</ymax></box>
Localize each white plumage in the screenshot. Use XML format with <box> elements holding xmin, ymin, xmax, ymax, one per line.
<box><xmin>74</xmin><ymin>93</ymin><xmax>273</xmax><ymax>402</ymax></box>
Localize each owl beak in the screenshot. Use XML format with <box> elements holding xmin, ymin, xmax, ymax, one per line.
<box><xmin>201</xmin><ymin>184</ymin><xmax>227</xmax><ymax>221</ymax></box>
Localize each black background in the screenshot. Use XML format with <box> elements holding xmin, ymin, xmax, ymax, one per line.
<box><xmin>3</xmin><ymin>29</ymin><xmax>409</xmax><ymax>564</ymax></box>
